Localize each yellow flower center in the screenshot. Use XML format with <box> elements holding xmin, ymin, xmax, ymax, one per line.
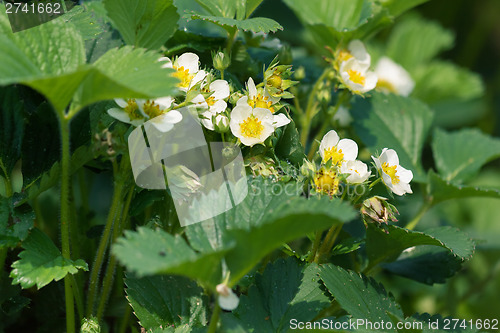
<box><xmin>173</xmin><ymin>66</ymin><xmax>194</xmax><ymax>88</ymax></box>
<box><xmin>249</xmin><ymin>94</ymin><xmax>274</xmax><ymax>113</ymax></box>
<box><xmin>323</xmin><ymin>146</ymin><xmax>344</xmax><ymax>165</ymax></box>
<box><xmin>338</xmin><ymin>49</ymin><xmax>353</xmax><ymax>63</ymax></box>
<box><xmin>314</xmin><ymin>169</ymin><xmax>340</xmax><ymax>196</ymax></box>
<box><xmin>267</xmin><ymin>74</ymin><xmax>282</xmax><ymax>89</ymax></box>
<box><xmin>348</xmin><ymin>70</ymin><xmax>365</xmax><ymax>85</ymax></box>
<box><xmin>240</xmin><ymin>115</ymin><xmax>264</xmax><ymax>138</ymax></box>
<box><xmin>376</xmin><ymin>79</ymin><xmax>397</xmax><ymax>94</ymax></box>
<box><xmin>124</xmin><ymin>100</ymin><xmax>143</xmax><ymax>120</ymax></box>
<box><xmin>142</xmin><ymin>100</ymin><xmax>163</xmax><ymax>119</ymax></box>
<box><xmin>206</xmin><ymin>96</ymin><xmax>216</xmax><ymax>107</ymax></box>
<box><xmin>382</xmin><ymin>162</ymin><xmax>400</xmax><ymax>184</ymax></box>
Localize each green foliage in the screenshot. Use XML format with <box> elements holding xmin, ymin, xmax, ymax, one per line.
<box><xmin>352</xmin><ymin>92</ymin><xmax>434</xmax><ymax>182</ymax></box>
<box><xmin>10</xmin><ymin>229</ymin><xmax>88</xmax><ymax>289</ymax></box>
<box><xmin>126</xmin><ymin>275</ymin><xmax>207</xmax><ymax>330</ymax></box>
<box><xmin>185</xmin><ymin>13</ymin><xmax>283</xmax><ymax>34</ymax></box>
<box><xmin>320</xmin><ymin>264</ymin><xmax>404</xmax><ymax>324</ymax></box>
<box><xmin>113</xmin><ymin>227</ymin><xmax>228</xmax><ymax>287</ymax></box>
<box><xmin>380</xmin><ymin>0</ymin><xmax>430</xmax><ymax>17</ymax></box>
<box><xmin>432</xmin><ymin>128</ymin><xmax>500</xmax><ymax>183</ymax></box>
<box><xmin>383</xmin><ymin>246</ymin><xmax>463</xmax><ymax>285</ymax></box>
<box><xmin>0</xmin><ymin>198</ymin><xmax>34</xmax><ymax>248</ymax></box>
<box><xmin>104</xmin><ymin>0</ymin><xmax>179</xmax><ymax>50</ymax></box>
<box><xmin>428</xmin><ymin>171</ymin><xmax>500</xmax><ymax>204</ymax></box>
<box><xmin>0</xmin><ymin>86</ymin><xmax>24</xmax><ymax>180</ymax></box>
<box><xmin>386</xmin><ymin>15</ymin><xmax>454</xmax><ymax>71</ymax></box>
<box><xmin>412</xmin><ymin>61</ymin><xmax>484</xmax><ymax>103</ymax></box>
<box><xmin>365</xmin><ymin>224</ymin><xmax>475</xmax><ymax>269</ymax></box>
<box><xmin>283</xmin><ymin>0</ymin><xmax>371</xmax><ymax>32</ymax></box>
<box><xmin>222</xmin><ymin>258</ymin><xmax>330</xmax><ymax>332</ymax></box>
<box><xmin>185</xmin><ymin>178</ymin><xmax>357</xmax><ymax>284</ymax></box>
<box><xmin>275</xmin><ymin>120</ymin><xmax>306</xmax><ymax>166</ymax></box>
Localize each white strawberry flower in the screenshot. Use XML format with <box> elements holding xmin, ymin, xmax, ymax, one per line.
<box><xmin>230</xmin><ymin>104</ymin><xmax>275</xmax><ymax>147</ymax></box>
<box><xmin>160</xmin><ymin>52</ymin><xmax>207</xmax><ymax>92</ymax></box>
<box><xmin>108</xmin><ymin>97</ymin><xmax>181</xmax><ymax>132</ymax></box>
<box><xmin>340</xmin><ymin>58</ymin><xmax>378</xmax><ymax>94</ymax></box>
<box><xmin>372</xmin><ymin>148</ymin><xmax>413</xmax><ymax>196</ymax></box>
<box><xmin>193</xmin><ymin>79</ymin><xmax>230</xmax><ymax>130</ymax></box>
<box><xmin>236</xmin><ymin>78</ymin><xmax>289</xmax><ymax>129</ymax></box>
<box><xmin>216</xmin><ymin>283</ymin><xmax>239</xmax><ymax>311</ymax></box>
<box><xmin>338</xmin><ymin>39</ymin><xmax>371</xmax><ymax>71</ymax></box>
<box><xmin>375</xmin><ymin>57</ymin><xmax>415</xmax><ymax>97</ymax></box>
<box><xmin>319</xmin><ymin>130</ymin><xmax>358</xmax><ymax>165</ymax></box>
<box><xmin>237</xmin><ymin>78</ymin><xmax>280</xmax><ymax>113</ymax></box>
<box><xmin>340</xmin><ymin>160</ymin><xmax>371</xmax><ymax>184</ymax></box>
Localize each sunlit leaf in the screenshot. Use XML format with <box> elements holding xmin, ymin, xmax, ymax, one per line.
<box><xmin>10</xmin><ymin>228</ymin><xmax>88</xmax><ymax>289</ymax></box>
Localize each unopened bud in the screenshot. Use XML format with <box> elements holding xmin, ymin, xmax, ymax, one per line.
<box><xmin>294</xmin><ymin>66</ymin><xmax>305</xmax><ymax>81</ymax></box>
<box><xmin>278</xmin><ymin>44</ymin><xmax>293</xmax><ymax>65</ymax></box>
<box><xmin>360</xmin><ymin>196</ymin><xmax>399</xmax><ymax>225</ymax></box>
<box><xmin>216</xmin><ymin>283</ymin><xmax>239</xmax><ymax>310</ymax></box>
<box><xmin>212</xmin><ymin>50</ymin><xmax>231</xmax><ymax>71</ymax></box>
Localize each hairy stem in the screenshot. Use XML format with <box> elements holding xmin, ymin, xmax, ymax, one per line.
<box><xmin>207</xmin><ymin>302</ymin><xmax>221</xmax><ymax>333</ymax></box>
<box><xmin>96</xmin><ymin>187</ymin><xmax>134</xmax><ymax>321</ymax></box>
<box><xmin>300</xmin><ymin>68</ymin><xmax>331</xmax><ymax>147</ymax></box>
<box><xmin>309</xmin><ymin>230</ymin><xmax>323</xmax><ymax>263</ymax></box>
<box><xmin>86</xmin><ymin>160</ymin><xmax>129</xmax><ymax>317</ymax></box>
<box><xmin>316</xmin><ymin>224</ymin><xmax>342</xmax><ymax>261</ymax></box>
<box><xmin>59</xmin><ymin>115</ymin><xmax>75</xmax><ymax>333</ymax></box>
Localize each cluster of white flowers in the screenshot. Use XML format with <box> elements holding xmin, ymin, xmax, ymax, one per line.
<box><xmin>336</xmin><ymin>40</ymin><xmax>414</xmax><ymax>96</ymax></box>
<box><xmin>309</xmin><ymin>130</ymin><xmax>412</xmax><ymax>196</ymax></box>
<box><xmin>107</xmin><ymin>52</ymin><xmax>291</xmax><ymax>148</ymax></box>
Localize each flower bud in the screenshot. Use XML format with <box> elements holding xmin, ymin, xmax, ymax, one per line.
<box><xmin>81</xmin><ymin>316</ymin><xmax>101</xmax><ymax>333</ymax></box>
<box><xmin>212</xmin><ymin>50</ymin><xmax>231</xmax><ymax>71</ymax></box>
<box><xmin>360</xmin><ymin>196</ymin><xmax>399</xmax><ymax>225</ymax></box>
<box><xmin>216</xmin><ymin>283</ymin><xmax>239</xmax><ymax>311</ymax></box>
<box><xmin>214</xmin><ymin>114</ymin><xmax>230</xmax><ymax>133</ymax></box>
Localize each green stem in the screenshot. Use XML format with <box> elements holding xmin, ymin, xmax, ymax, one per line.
<box><xmin>86</xmin><ymin>161</ymin><xmax>128</xmax><ymax>317</ymax></box>
<box><xmin>306</xmin><ymin>90</ymin><xmax>349</xmax><ymax>159</ymax></box>
<box><xmin>309</xmin><ymin>230</ymin><xmax>323</xmax><ymax>263</ymax></box>
<box><xmin>225</xmin><ymin>28</ymin><xmax>238</xmax><ymax>54</ymax></box>
<box><xmin>59</xmin><ymin>115</ymin><xmax>75</xmax><ymax>333</ymax></box>
<box><xmin>0</xmin><ymin>162</ymin><xmax>13</xmax><ymax>197</ymax></box>
<box><xmin>96</xmin><ymin>187</ymin><xmax>134</xmax><ymax>321</ymax></box>
<box><xmin>317</xmin><ymin>225</ymin><xmax>342</xmax><ymax>261</ymax></box>
<box><xmin>71</xmin><ymin>275</ymin><xmax>84</xmax><ymax>322</ymax></box>
<box><xmin>405</xmin><ymin>199</ymin><xmax>433</xmax><ymax>230</ymax></box>
<box><xmin>300</xmin><ymin>68</ymin><xmax>331</xmax><ymax>147</ymax></box>
<box><xmin>207</xmin><ymin>302</ymin><xmax>221</xmax><ymax>333</ymax></box>
<box><xmin>118</xmin><ymin>304</ymin><xmax>132</xmax><ymax>333</ymax></box>
<box><xmin>0</xmin><ymin>248</ymin><xmax>7</xmax><ymax>284</ymax></box>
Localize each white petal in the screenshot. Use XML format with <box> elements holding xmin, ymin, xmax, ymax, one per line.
<box><xmin>319</xmin><ymin>130</ymin><xmax>340</xmax><ymax>159</ymax></box>
<box><xmin>273</xmin><ymin>113</ymin><xmax>290</xmax><ymax>128</ymax></box>
<box><xmin>231</xmin><ymin>104</ymin><xmax>252</xmax><ymax>123</ymax></box>
<box><xmin>383</xmin><ymin>149</ymin><xmax>400</xmax><ymax>166</ymax></box>
<box><xmin>155</xmin><ymin>96</ymin><xmax>173</xmax><ymax>110</ymax></box>
<box><xmin>218</xmin><ymin>291</ymin><xmax>239</xmax><ymax>311</ymax></box>
<box><xmin>210</xmin><ymin>80</ymin><xmax>230</xmax><ymax>100</ymax></box>
<box><xmin>333</xmin><ymin>106</ymin><xmax>353</xmax><ymax>127</ymax></box>
<box><xmin>158</xmin><ymin>57</ymin><xmax>172</xmax><ymax>69</ymax></box>
<box><xmin>114</xmin><ymin>98</ymin><xmax>128</xmax><ymax>108</ymax></box>
<box><xmin>252</xmin><ymin>107</ymin><xmax>274</xmax><ymax>125</ymax></box>
<box><xmin>348</xmin><ymin>39</ymin><xmax>371</xmax><ymax>69</ymax></box>
<box><xmin>149</xmin><ymin>111</ymin><xmax>183</xmax><ymax>132</ymax></box>
<box><xmin>209</xmin><ymin>99</ymin><xmax>227</xmax><ymax>114</ymax></box>
<box><xmin>247</xmin><ymin>77</ymin><xmax>257</xmax><ymax>98</ymax></box>
<box><xmin>236</xmin><ymin>96</ymin><xmax>249</xmax><ymax>106</ymax></box>
<box><xmin>189</xmin><ymin>70</ymin><xmax>207</xmax><ymax>89</ymax></box>
<box><xmin>177</xmin><ymin>52</ymin><xmax>199</xmax><ymax>73</ymax></box>
<box><xmin>371</xmin><ymin>155</ymin><xmax>382</xmax><ymax>171</ymax></box>
<box><xmin>108</xmin><ymin>108</ymin><xmax>132</xmax><ymax>124</ymax></box>
<box><xmin>201</xmin><ymin>111</ymin><xmax>215</xmax><ymax>130</ymax></box>
<box><xmin>362</xmin><ymin>71</ymin><xmax>378</xmax><ymax>92</ymax></box>
<box><xmin>375</xmin><ymin>57</ymin><xmax>414</xmax><ymax>96</ymax></box>
<box><xmin>391</xmin><ymin>181</ymin><xmax>412</xmax><ymax>196</ymax></box>
<box><xmin>397</xmin><ymin>165</ymin><xmax>413</xmax><ymax>183</ymax></box>
<box><xmin>191</xmin><ymin>93</ymin><xmax>207</xmax><ymax>105</ymax></box>
<box><xmin>337</xmin><ymin>138</ymin><xmax>358</xmax><ymax>161</ymax></box>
